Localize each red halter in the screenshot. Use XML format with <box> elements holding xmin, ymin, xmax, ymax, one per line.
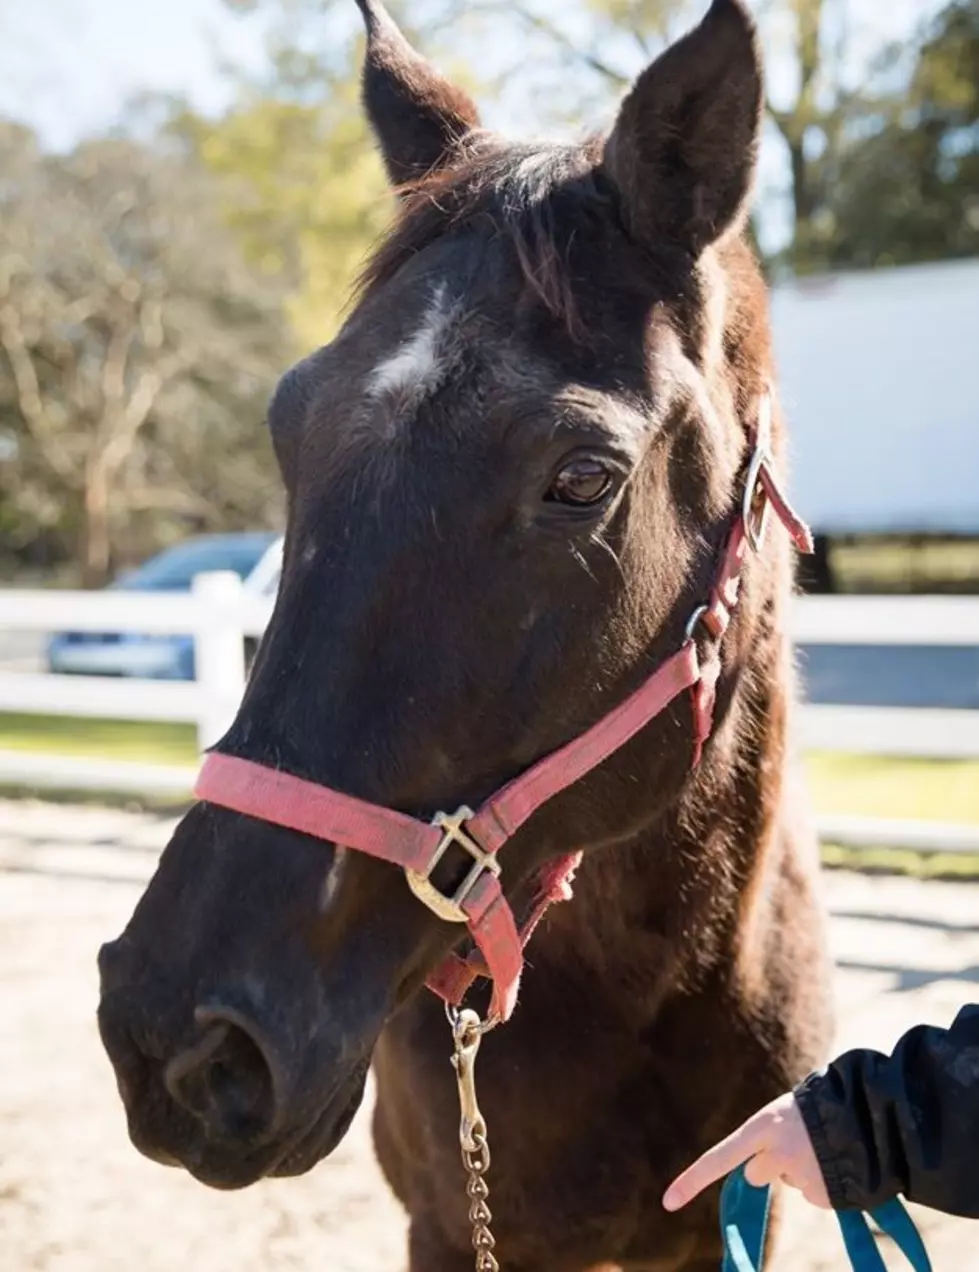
<box><xmin>194</xmin><ymin>395</ymin><xmax>812</xmax><ymax>1023</ymax></box>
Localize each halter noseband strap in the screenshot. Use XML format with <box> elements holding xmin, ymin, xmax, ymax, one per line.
<box><xmin>194</xmin><ymin>392</ymin><xmax>812</xmax><ymax>1023</ymax></box>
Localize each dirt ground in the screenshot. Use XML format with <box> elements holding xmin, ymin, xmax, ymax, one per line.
<box><xmin>2</xmin><ymin>798</ymin><xmax>978</xmax><ymax>1271</ymax></box>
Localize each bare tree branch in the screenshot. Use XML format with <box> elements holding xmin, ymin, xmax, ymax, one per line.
<box><xmin>0</xmin><ymin>124</ymin><xmax>291</xmax><ymax>581</ymax></box>
<box><xmin>508</xmin><ymin>2</ymin><xmax>630</xmax><ymax>85</ymax></box>
<box><xmin>0</xmin><ymin>292</ymin><xmax>79</xmax><ymax>486</ymax></box>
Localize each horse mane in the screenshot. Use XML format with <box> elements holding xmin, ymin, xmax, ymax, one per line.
<box><xmin>355</xmin><ymin>134</ymin><xmax>611</xmax><ymax>343</ymax></box>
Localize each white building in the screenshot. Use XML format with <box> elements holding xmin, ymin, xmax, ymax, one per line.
<box><xmin>771</xmin><ymin>257</ymin><xmax>979</xmax><ymax>539</ymax></box>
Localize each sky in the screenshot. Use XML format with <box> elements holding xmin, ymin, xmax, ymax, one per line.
<box><xmin>0</xmin><ymin>0</ymin><xmax>946</xmax><ymax>252</ymax></box>
<box><xmin>0</xmin><ymin>0</ymin><xmax>268</xmax><ymax>150</ymax></box>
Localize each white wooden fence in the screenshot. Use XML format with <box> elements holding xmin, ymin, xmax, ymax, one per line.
<box><xmin>794</xmin><ymin>596</ymin><xmax>979</xmax><ymax>762</ymax></box>
<box><xmin>1</xmin><ymin>579</ymin><xmax>978</xmax><ymax>852</ymax></box>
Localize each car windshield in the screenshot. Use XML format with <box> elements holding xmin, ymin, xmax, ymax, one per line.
<box><xmin>116</xmin><ymin>535</ymin><xmax>276</xmax><ymax>591</ymax></box>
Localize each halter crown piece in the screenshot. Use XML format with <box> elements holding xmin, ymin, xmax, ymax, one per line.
<box><xmin>195</xmin><ymin>392</ymin><xmax>813</xmax><ymax>1023</ymax></box>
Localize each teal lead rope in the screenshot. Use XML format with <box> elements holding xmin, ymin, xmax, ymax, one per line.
<box><xmin>719</xmin><ymin>1166</ymin><xmax>933</xmax><ymax>1272</ymax></box>
<box><xmin>836</xmin><ymin>1199</ymin><xmax>933</xmax><ymax>1272</ymax></box>
<box><xmin>720</xmin><ymin>1165</ymin><xmax>772</xmax><ymax>1272</ymax></box>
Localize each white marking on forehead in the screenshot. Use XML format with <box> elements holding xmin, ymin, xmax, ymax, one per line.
<box><xmin>318</xmin><ymin>846</ymin><xmax>348</xmax><ymax>913</ymax></box>
<box><xmin>367</xmin><ymin>283</ymin><xmax>455</xmax><ymax>407</ymax></box>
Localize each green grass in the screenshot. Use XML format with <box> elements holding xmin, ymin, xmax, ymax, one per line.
<box><xmin>831</xmin><ymin>537</ymin><xmax>979</xmax><ymax>595</ymax></box>
<box><xmin>0</xmin><ymin>713</ymin><xmax>197</xmax><ymax>766</ymax></box>
<box><xmin>805</xmin><ymin>752</ymin><xmax>979</xmax><ymax>825</ymax></box>
<box><xmin>820</xmin><ymin>843</ymin><xmax>979</xmax><ymax>879</ymax></box>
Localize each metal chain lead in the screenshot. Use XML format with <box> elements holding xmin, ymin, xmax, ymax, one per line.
<box><xmin>462</xmin><ymin>1127</ymin><xmax>498</xmax><ymax>1271</ymax></box>
<box><xmin>448</xmin><ymin>1006</ymin><xmax>501</xmax><ymax>1272</ymax></box>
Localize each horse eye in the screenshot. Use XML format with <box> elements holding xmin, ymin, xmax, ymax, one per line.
<box><xmin>546</xmin><ymin>458</ymin><xmax>614</xmax><ymax>507</ymax></box>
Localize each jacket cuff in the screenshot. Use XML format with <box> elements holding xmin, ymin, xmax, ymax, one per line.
<box><xmin>794</xmin><ymin>1072</ymin><xmax>854</xmax><ymax>1211</ymax></box>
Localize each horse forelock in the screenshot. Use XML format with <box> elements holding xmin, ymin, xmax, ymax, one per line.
<box><xmin>355</xmin><ymin>135</ymin><xmax>610</xmax><ymax>346</ymax></box>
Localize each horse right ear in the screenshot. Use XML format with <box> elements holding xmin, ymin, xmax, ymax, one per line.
<box><xmin>602</xmin><ymin>0</ymin><xmax>764</xmax><ymax>257</ymax></box>
<box><xmin>353</xmin><ymin>0</ymin><xmax>481</xmax><ymax>188</ymax></box>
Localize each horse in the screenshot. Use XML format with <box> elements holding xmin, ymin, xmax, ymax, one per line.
<box><xmin>96</xmin><ymin>1</ymin><xmax>835</xmax><ymax>1268</ymax></box>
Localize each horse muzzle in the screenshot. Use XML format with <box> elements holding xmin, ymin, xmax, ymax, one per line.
<box><xmin>97</xmin><ymin>937</ymin><xmax>369</xmax><ymax>1189</ymax></box>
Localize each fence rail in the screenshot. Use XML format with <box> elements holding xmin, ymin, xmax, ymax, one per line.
<box><xmin>791</xmin><ymin>595</ymin><xmax>979</xmax><ymax>645</ymax></box>
<box><xmin>1</xmin><ymin>580</ymin><xmax>978</xmax><ymax>852</ymax></box>
<box><xmin>0</xmin><ymin>583</ymin><xmax>273</xmax><ymax>638</ymax></box>
<box><xmin>800</xmin><ymin>705</ymin><xmax>979</xmax><ymax>760</ymax></box>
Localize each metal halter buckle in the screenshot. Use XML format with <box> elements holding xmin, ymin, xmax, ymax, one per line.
<box><xmin>743</xmin><ymin>395</ymin><xmax>775</xmax><ymax>554</ymax></box>
<box><xmin>742</xmin><ymin>440</ymin><xmax>773</xmax><ymax>554</ymax></box>
<box><xmin>405</xmin><ymin>807</ymin><xmax>501</xmax><ymax>923</ymax></box>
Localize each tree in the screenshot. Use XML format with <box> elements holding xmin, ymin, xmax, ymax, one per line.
<box><xmin>0</xmin><ymin>123</ymin><xmax>293</xmax><ymax>584</ymax></box>
<box><xmin>175</xmin><ymin>0</ymin><xmax>495</xmax><ymax>351</ymax></box>
<box><xmin>169</xmin><ymin>0</ymin><xmax>445</xmax><ymax>352</ymax></box>
<box><xmin>821</xmin><ymin>0</ymin><xmax>979</xmax><ymax>268</ymax></box>
<box><xmin>172</xmin><ymin>87</ymin><xmax>391</xmax><ymax>351</ymax></box>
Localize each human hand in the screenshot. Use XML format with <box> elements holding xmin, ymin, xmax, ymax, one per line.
<box><xmin>662</xmin><ymin>1093</ymin><xmax>831</xmax><ymax>1211</ymax></box>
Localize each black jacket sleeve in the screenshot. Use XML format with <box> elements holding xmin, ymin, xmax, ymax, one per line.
<box><xmin>793</xmin><ymin>1004</ymin><xmax>979</xmax><ymax>1217</ymax></box>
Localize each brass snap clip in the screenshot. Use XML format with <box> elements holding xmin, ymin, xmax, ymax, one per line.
<box><xmin>450</xmin><ymin>1007</ymin><xmax>488</xmax><ymax>1153</ymax></box>
<box><xmin>447</xmin><ymin>1005</ymin><xmax>500</xmax><ymax>1272</ymax></box>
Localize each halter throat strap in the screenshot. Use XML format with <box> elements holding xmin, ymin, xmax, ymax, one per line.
<box><xmin>194</xmin><ymin>392</ymin><xmax>812</xmax><ymax>1023</ymax></box>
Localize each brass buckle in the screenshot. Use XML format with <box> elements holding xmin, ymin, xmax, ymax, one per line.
<box><xmin>405</xmin><ymin>806</ymin><xmax>501</xmax><ymax>924</ymax></box>
<box><xmin>743</xmin><ymin>394</ymin><xmax>774</xmax><ymax>553</ymax></box>
<box><xmin>742</xmin><ymin>441</ymin><xmax>772</xmax><ymax>554</ymax></box>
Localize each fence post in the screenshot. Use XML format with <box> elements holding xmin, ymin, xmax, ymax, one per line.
<box><xmin>192</xmin><ymin>570</ymin><xmax>247</xmax><ymax>753</ymax></box>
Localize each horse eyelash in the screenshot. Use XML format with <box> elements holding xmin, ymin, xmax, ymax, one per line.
<box><xmin>591</xmin><ymin>531</ymin><xmax>627</xmax><ymax>584</ymax></box>
<box><xmin>569</xmin><ymin>543</ymin><xmax>599</xmax><ymax>583</ymax></box>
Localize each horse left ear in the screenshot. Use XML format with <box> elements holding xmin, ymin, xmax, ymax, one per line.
<box><xmin>602</xmin><ymin>0</ymin><xmax>764</xmax><ymax>257</ymax></box>
<box><xmin>353</xmin><ymin>0</ymin><xmax>482</xmax><ymax>188</ymax></box>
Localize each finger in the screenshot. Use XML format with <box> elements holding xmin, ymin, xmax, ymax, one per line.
<box><xmin>662</xmin><ymin>1116</ymin><xmax>771</xmax><ymax>1211</ymax></box>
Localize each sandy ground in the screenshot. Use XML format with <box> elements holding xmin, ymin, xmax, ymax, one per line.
<box><xmin>2</xmin><ymin>798</ymin><xmax>978</xmax><ymax>1272</ymax></box>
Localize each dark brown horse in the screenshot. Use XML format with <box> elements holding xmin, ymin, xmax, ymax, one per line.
<box><xmin>97</xmin><ymin>1</ymin><xmax>834</xmax><ymax>1267</ymax></box>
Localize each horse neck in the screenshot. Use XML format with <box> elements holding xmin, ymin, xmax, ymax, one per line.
<box><xmin>541</xmin><ymin>556</ymin><xmax>801</xmax><ymax>1013</ymax></box>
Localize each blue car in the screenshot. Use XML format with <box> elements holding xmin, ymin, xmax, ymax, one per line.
<box><xmin>46</xmin><ymin>533</ymin><xmax>282</xmax><ymax>680</ymax></box>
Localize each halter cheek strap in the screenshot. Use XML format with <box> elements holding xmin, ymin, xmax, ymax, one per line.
<box><xmin>194</xmin><ymin>393</ymin><xmax>812</xmax><ymax>1023</ymax></box>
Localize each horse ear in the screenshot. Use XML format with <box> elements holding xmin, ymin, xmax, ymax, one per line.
<box><xmin>602</xmin><ymin>0</ymin><xmax>763</xmax><ymax>257</ymax></box>
<box><xmin>353</xmin><ymin>0</ymin><xmax>481</xmax><ymax>187</ymax></box>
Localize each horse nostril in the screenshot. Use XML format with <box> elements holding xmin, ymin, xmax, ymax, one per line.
<box><xmin>164</xmin><ymin>1007</ymin><xmax>282</xmax><ymax>1145</ymax></box>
